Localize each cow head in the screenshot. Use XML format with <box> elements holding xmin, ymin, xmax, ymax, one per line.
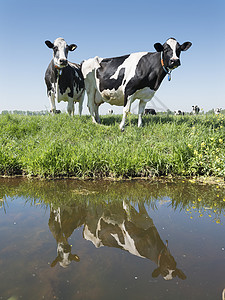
<box><xmin>45</xmin><ymin>37</ymin><xmax>77</xmax><ymax>69</ymax></box>
<box><xmin>154</xmin><ymin>38</ymin><xmax>192</xmax><ymax>70</ymax></box>
<box><xmin>51</xmin><ymin>242</ymin><xmax>80</xmax><ymax>268</ymax></box>
<box><xmin>152</xmin><ymin>244</ymin><xmax>186</xmax><ymax>280</ymax></box>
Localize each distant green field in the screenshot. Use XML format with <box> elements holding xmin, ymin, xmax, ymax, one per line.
<box><xmin>1</xmin><ymin>113</ymin><xmax>225</xmax><ymax>178</ymax></box>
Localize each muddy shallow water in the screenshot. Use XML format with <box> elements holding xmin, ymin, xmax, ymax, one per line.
<box><xmin>0</xmin><ymin>178</ymin><xmax>225</xmax><ymax>300</ymax></box>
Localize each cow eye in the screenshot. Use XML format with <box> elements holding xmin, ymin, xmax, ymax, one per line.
<box><xmin>164</xmin><ymin>49</ymin><xmax>170</xmax><ymax>54</ymax></box>
<box><xmin>164</xmin><ymin>47</ymin><xmax>170</xmax><ymax>53</ymax></box>
<box><xmin>53</xmin><ymin>46</ymin><xmax>58</xmax><ymax>52</ymax></box>
<box><xmin>176</xmin><ymin>49</ymin><xmax>181</xmax><ymax>56</ymax></box>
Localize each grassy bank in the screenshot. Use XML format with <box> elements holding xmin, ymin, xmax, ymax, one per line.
<box><xmin>1</xmin><ymin>113</ymin><xmax>225</xmax><ymax>178</ymax></box>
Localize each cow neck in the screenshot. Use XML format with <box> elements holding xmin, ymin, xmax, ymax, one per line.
<box><xmin>160</xmin><ymin>52</ymin><xmax>172</xmax><ymax>81</ymax></box>
<box><xmin>157</xmin><ymin>240</ymin><xmax>168</xmax><ymax>266</ymax></box>
<box><xmin>55</xmin><ymin>67</ymin><xmax>63</xmax><ymax>77</ymax></box>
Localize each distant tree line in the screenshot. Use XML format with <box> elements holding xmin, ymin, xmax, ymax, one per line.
<box><xmin>1</xmin><ymin>109</ymin><xmax>225</xmax><ymax>116</ymax></box>
<box><xmin>1</xmin><ymin>110</ymin><xmax>49</xmax><ymax>115</ymax></box>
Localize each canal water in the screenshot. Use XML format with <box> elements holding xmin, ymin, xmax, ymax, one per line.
<box><xmin>0</xmin><ymin>178</ymin><xmax>225</xmax><ymax>300</ymax></box>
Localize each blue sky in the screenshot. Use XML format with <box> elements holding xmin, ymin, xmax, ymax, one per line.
<box><xmin>1</xmin><ymin>0</ymin><xmax>225</xmax><ymax>114</ymax></box>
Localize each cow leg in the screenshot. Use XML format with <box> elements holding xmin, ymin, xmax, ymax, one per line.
<box><xmin>88</xmin><ymin>102</ymin><xmax>98</xmax><ymax>124</ymax></box>
<box><xmin>120</xmin><ymin>97</ymin><xmax>132</xmax><ymax>131</ymax></box>
<box><xmin>87</xmin><ymin>89</ymin><xmax>99</xmax><ymax>124</ymax></box>
<box><xmin>49</xmin><ymin>92</ymin><xmax>56</xmax><ymax>113</ymax></box>
<box><xmin>94</xmin><ymin>104</ymin><xmax>101</xmax><ymax>124</ymax></box>
<box><xmin>78</xmin><ymin>91</ymin><xmax>85</xmax><ymax>116</ymax></box>
<box><xmin>78</xmin><ymin>100</ymin><xmax>83</xmax><ymax>116</ymax></box>
<box><xmin>138</xmin><ymin>100</ymin><xmax>147</xmax><ymax>127</ymax></box>
<box><xmin>67</xmin><ymin>98</ymin><xmax>74</xmax><ymax>116</ymax></box>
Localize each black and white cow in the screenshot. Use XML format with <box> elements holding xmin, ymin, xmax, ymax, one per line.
<box><xmin>191</xmin><ymin>105</ymin><xmax>200</xmax><ymax>115</ymax></box>
<box><xmin>214</xmin><ymin>108</ymin><xmax>222</xmax><ymax>115</ymax></box>
<box><xmin>81</xmin><ymin>38</ymin><xmax>192</xmax><ymax>130</ymax></box>
<box><xmin>45</xmin><ymin>38</ymin><xmax>85</xmax><ymax>115</ymax></box>
<box><xmin>83</xmin><ymin>201</ymin><xmax>186</xmax><ymax>280</ymax></box>
<box><xmin>144</xmin><ymin>108</ymin><xmax>157</xmax><ymax>115</ymax></box>
<box><xmin>174</xmin><ymin>110</ymin><xmax>184</xmax><ymax>115</ymax></box>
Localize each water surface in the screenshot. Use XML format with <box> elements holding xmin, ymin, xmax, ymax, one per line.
<box><xmin>0</xmin><ymin>178</ymin><xmax>225</xmax><ymax>300</ymax></box>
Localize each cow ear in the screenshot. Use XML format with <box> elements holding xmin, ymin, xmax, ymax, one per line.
<box><xmin>68</xmin><ymin>44</ymin><xmax>77</xmax><ymax>51</ymax></box>
<box><xmin>51</xmin><ymin>256</ymin><xmax>60</xmax><ymax>267</ymax></box>
<box><xmin>154</xmin><ymin>43</ymin><xmax>164</xmax><ymax>52</ymax></box>
<box><xmin>176</xmin><ymin>269</ymin><xmax>187</xmax><ymax>280</ymax></box>
<box><xmin>45</xmin><ymin>40</ymin><xmax>54</xmax><ymax>48</ymax></box>
<box><xmin>181</xmin><ymin>42</ymin><xmax>192</xmax><ymax>51</ymax></box>
<box><xmin>152</xmin><ymin>267</ymin><xmax>161</xmax><ymax>278</ymax></box>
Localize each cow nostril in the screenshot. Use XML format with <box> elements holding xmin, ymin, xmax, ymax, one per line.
<box><xmin>60</xmin><ymin>59</ymin><xmax>67</xmax><ymax>65</ymax></box>
<box><xmin>170</xmin><ymin>59</ymin><xmax>180</xmax><ymax>66</ymax></box>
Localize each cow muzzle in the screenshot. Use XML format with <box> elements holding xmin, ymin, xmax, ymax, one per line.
<box><xmin>59</xmin><ymin>59</ymin><xmax>68</xmax><ymax>67</ymax></box>
<box><xmin>169</xmin><ymin>58</ymin><xmax>180</xmax><ymax>69</ymax></box>
<box><xmin>55</xmin><ymin>59</ymin><xmax>68</xmax><ymax>69</ymax></box>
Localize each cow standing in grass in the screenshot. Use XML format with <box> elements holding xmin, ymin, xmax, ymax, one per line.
<box><xmin>82</xmin><ymin>37</ymin><xmax>192</xmax><ymax>130</ymax></box>
<box><xmin>214</xmin><ymin>108</ymin><xmax>222</xmax><ymax>115</ymax></box>
<box><xmin>191</xmin><ymin>105</ymin><xmax>200</xmax><ymax>115</ymax></box>
<box><xmin>144</xmin><ymin>108</ymin><xmax>157</xmax><ymax>115</ymax></box>
<box><xmin>174</xmin><ymin>110</ymin><xmax>184</xmax><ymax>115</ymax></box>
<box><xmin>45</xmin><ymin>38</ymin><xmax>85</xmax><ymax>115</ymax></box>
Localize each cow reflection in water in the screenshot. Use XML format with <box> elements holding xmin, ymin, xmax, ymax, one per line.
<box><xmin>83</xmin><ymin>201</ymin><xmax>186</xmax><ymax>280</ymax></box>
<box><xmin>48</xmin><ymin>204</ymin><xmax>85</xmax><ymax>268</ymax></box>
<box><xmin>48</xmin><ymin>201</ymin><xmax>186</xmax><ymax>280</ymax></box>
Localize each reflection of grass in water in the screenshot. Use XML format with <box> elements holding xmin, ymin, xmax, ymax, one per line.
<box><xmin>72</xmin><ymin>189</ymin><xmax>99</xmax><ymax>195</ymax></box>
<box><xmin>1</xmin><ymin>178</ymin><xmax>225</xmax><ymax>223</ymax></box>
<box><xmin>184</xmin><ymin>196</ymin><xmax>225</xmax><ymax>224</ymax></box>
<box><xmin>1</xmin><ymin>113</ymin><xmax>225</xmax><ymax>178</ymax></box>
<box><xmin>0</xmin><ymin>197</ymin><xmax>8</xmax><ymax>213</ymax></box>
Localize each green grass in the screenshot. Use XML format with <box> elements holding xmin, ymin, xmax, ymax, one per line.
<box><xmin>1</xmin><ymin>113</ymin><xmax>225</xmax><ymax>178</ymax></box>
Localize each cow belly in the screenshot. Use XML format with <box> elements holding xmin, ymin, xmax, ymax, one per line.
<box><xmin>111</xmin><ymin>222</ymin><xmax>145</xmax><ymax>258</ymax></box>
<box><xmin>99</xmin><ymin>86</ymin><xmax>155</xmax><ymax>106</ymax></box>
<box><xmin>57</xmin><ymin>88</ymin><xmax>82</xmax><ymax>103</ymax></box>
<box><xmin>132</xmin><ymin>87</ymin><xmax>155</xmax><ymax>101</ymax></box>
<box><xmin>100</xmin><ymin>88</ymin><xmax>124</xmax><ymax>106</ymax></box>
<box><xmin>58</xmin><ymin>94</ymin><xmax>69</xmax><ymax>103</ymax></box>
